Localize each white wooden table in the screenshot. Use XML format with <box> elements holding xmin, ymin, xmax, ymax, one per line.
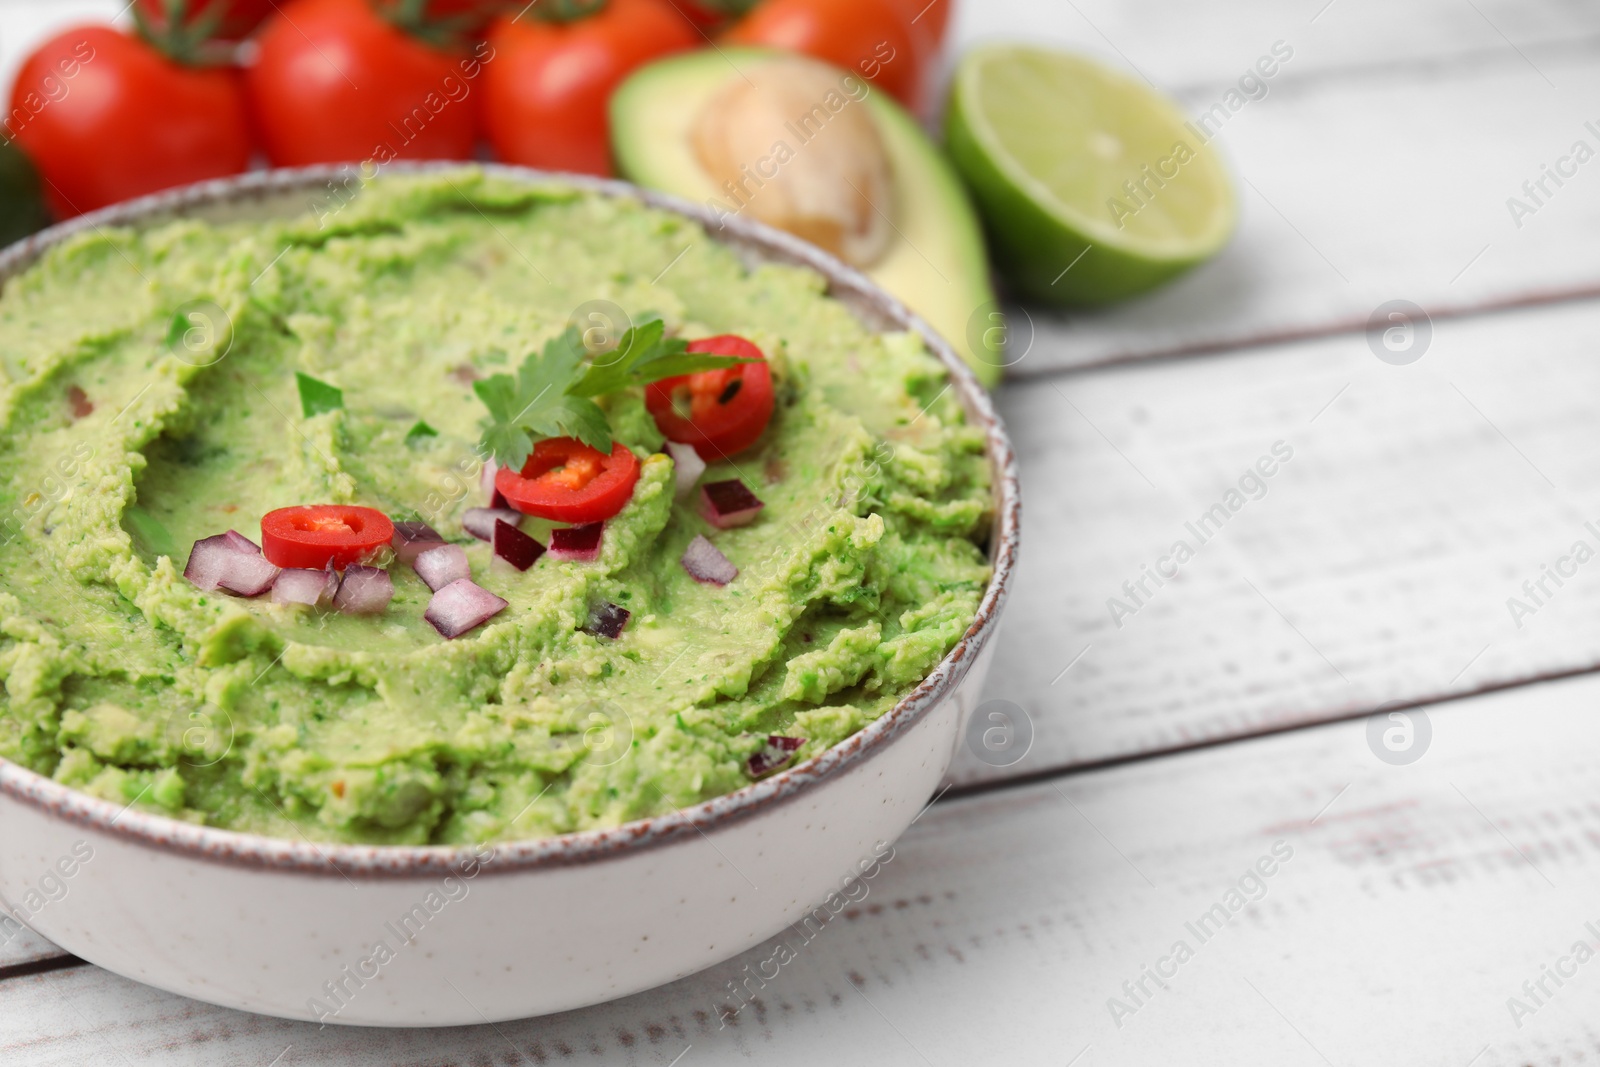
<box><xmin>7</xmin><ymin>0</ymin><xmax>1600</xmax><ymax>1062</ymax></box>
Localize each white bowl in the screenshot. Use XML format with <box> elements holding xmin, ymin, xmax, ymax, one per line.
<box><xmin>0</xmin><ymin>164</ymin><xmax>1020</xmax><ymax>1026</ymax></box>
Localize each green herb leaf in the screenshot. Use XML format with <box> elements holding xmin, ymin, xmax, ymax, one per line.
<box><xmin>296</xmin><ymin>372</ymin><xmax>343</xmax><ymax>418</ymax></box>
<box><xmin>404</xmin><ymin>420</ymin><xmax>438</xmax><ymax>446</ymax></box>
<box><xmin>569</xmin><ymin>319</ymin><xmax>752</xmax><ymax>398</ymax></box>
<box><xmin>474</xmin><ymin>316</ymin><xmax>753</xmax><ymax>467</ymax></box>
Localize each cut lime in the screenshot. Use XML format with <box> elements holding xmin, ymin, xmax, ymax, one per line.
<box><xmin>946</xmin><ymin>45</ymin><xmax>1236</xmax><ymax>305</ymax></box>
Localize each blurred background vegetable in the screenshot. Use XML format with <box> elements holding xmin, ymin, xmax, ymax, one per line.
<box><xmin>481</xmin><ymin>0</ymin><xmax>699</xmax><ymax>175</ymax></box>
<box><xmin>8</xmin><ymin>23</ymin><xmax>250</xmax><ymax>216</ymax></box>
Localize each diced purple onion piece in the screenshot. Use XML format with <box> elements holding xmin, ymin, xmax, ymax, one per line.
<box><xmin>747</xmin><ymin>735</ymin><xmax>806</xmax><ymax>778</ymax></box>
<box><xmin>463</xmin><ymin>507</ymin><xmax>523</xmax><ymax>542</ymax></box>
<box><xmin>425</xmin><ymin>578</ymin><xmax>508</xmax><ymax>639</ymax></box>
<box><xmin>184</xmin><ymin>534</ymin><xmax>279</xmax><ymax>596</ymax></box>
<box><xmin>271</xmin><ymin>567</ymin><xmax>336</xmax><ymax>606</ymax></box>
<box><xmin>666</xmin><ymin>441</ymin><xmax>706</xmax><ymax>499</ymax></box>
<box><xmin>413</xmin><ymin>543</ymin><xmax>470</xmax><ymax>592</ymax></box>
<box><xmin>391</xmin><ymin>520</ymin><xmax>446</xmax><ymax>564</ymax></box>
<box><xmin>699</xmin><ymin>479</ymin><xmax>765</xmax><ymax>529</ymax></box>
<box><xmin>493</xmin><ymin>520</ymin><xmax>545</xmax><ymax>572</ymax></box>
<box><xmin>221</xmin><ymin>529</ymin><xmax>261</xmax><ymax>555</ymax></box>
<box><xmin>548</xmin><ymin>523</ymin><xmax>602</xmax><ymax>562</ymax></box>
<box><xmin>681</xmin><ymin>534</ymin><xmax>737</xmax><ymax>586</ymax></box>
<box><xmin>480</xmin><ymin>458</ymin><xmax>498</xmax><ymax>501</ymax></box>
<box><xmin>332</xmin><ymin>565</ymin><xmax>393</xmax><ymax>615</ymax></box>
<box><xmin>582</xmin><ymin>601</ymin><xmax>630</xmax><ymax>640</ymax></box>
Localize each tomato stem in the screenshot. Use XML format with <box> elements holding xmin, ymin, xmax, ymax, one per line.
<box><xmin>528</xmin><ymin>0</ymin><xmax>610</xmax><ymax>23</ymax></box>
<box><xmin>130</xmin><ymin>0</ymin><xmax>232</xmax><ymax>67</ymax></box>
<box><xmin>374</xmin><ymin>0</ymin><xmax>480</xmax><ymax>49</ymax></box>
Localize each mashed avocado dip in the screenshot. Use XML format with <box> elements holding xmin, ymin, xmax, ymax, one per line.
<box><xmin>0</xmin><ymin>171</ymin><xmax>992</xmax><ymax>845</ymax></box>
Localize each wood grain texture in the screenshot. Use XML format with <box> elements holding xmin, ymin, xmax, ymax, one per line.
<box><xmin>957</xmin><ymin>296</ymin><xmax>1600</xmax><ymax>782</ymax></box>
<box><xmin>4</xmin><ymin>672</ymin><xmax>1600</xmax><ymax>1065</ymax></box>
<box><xmin>1005</xmin><ymin>43</ymin><xmax>1600</xmax><ymax>373</ymax></box>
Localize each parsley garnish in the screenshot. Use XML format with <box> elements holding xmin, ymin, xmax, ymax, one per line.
<box><xmin>404</xmin><ymin>420</ymin><xmax>438</xmax><ymax>446</ymax></box>
<box><xmin>473</xmin><ymin>317</ymin><xmax>750</xmax><ymax>469</ymax></box>
<box><xmin>296</xmin><ymin>372</ymin><xmax>343</xmax><ymax>418</ymax></box>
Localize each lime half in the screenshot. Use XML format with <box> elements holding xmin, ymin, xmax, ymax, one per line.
<box><xmin>946</xmin><ymin>45</ymin><xmax>1236</xmax><ymax>305</ymax></box>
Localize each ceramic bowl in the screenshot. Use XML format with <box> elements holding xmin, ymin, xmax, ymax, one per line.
<box><xmin>0</xmin><ymin>163</ymin><xmax>1019</xmax><ymax>1026</ymax></box>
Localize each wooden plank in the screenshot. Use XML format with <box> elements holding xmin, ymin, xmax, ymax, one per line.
<box><xmin>955</xmin><ymin>296</ymin><xmax>1600</xmax><ymax>782</ymax></box>
<box><xmin>1007</xmin><ymin>43</ymin><xmax>1600</xmax><ymax>373</ymax></box>
<box><xmin>0</xmin><ymin>925</ymin><xmax>63</xmax><ymax>972</ymax></box>
<box><xmin>6</xmin><ymin>671</ymin><xmax>1600</xmax><ymax>1065</ymax></box>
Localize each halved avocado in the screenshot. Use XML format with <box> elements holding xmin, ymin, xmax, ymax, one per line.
<box><xmin>610</xmin><ymin>47</ymin><xmax>1003</xmax><ymax>387</ymax></box>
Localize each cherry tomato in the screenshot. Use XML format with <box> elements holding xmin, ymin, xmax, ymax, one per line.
<box><xmin>723</xmin><ymin>0</ymin><xmax>922</xmax><ymax>110</ymax></box>
<box><xmin>261</xmin><ymin>505</ymin><xmax>396</xmax><ymax>570</ymax></box>
<box><xmin>245</xmin><ymin>0</ymin><xmax>479</xmax><ymax>167</ymax></box>
<box><xmin>6</xmin><ymin>26</ymin><xmax>250</xmax><ymax>218</ymax></box>
<box><xmin>373</xmin><ymin>0</ymin><xmax>514</xmax><ymax>35</ymax></box>
<box><xmin>646</xmin><ymin>336</ymin><xmax>775</xmax><ymax>461</ymax></box>
<box><xmin>496</xmin><ymin>438</ymin><xmax>642</xmax><ymax>523</ymax></box>
<box><xmin>134</xmin><ymin>0</ymin><xmax>277</xmax><ymax>41</ymax></box>
<box><xmin>481</xmin><ymin>0</ymin><xmax>700</xmax><ymax>176</ymax></box>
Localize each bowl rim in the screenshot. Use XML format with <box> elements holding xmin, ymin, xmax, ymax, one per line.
<box><xmin>0</xmin><ymin>162</ymin><xmax>1020</xmax><ymax>879</ymax></box>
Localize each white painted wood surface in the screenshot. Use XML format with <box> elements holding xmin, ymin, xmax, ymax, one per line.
<box><xmin>7</xmin><ymin>673</ymin><xmax>1600</xmax><ymax>1065</ymax></box>
<box><xmin>958</xmin><ymin>296</ymin><xmax>1600</xmax><ymax>783</ymax></box>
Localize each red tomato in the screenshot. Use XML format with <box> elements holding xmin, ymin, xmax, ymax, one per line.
<box><xmin>646</xmin><ymin>336</ymin><xmax>775</xmax><ymax>461</ymax></box>
<box><xmin>481</xmin><ymin>0</ymin><xmax>700</xmax><ymax>176</ymax></box>
<box><xmin>134</xmin><ymin>0</ymin><xmax>278</xmax><ymax>40</ymax></box>
<box><xmin>373</xmin><ymin>0</ymin><xmax>513</xmax><ymax>34</ymax></box>
<box><xmin>261</xmin><ymin>505</ymin><xmax>396</xmax><ymax>570</ymax></box>
<box><xmin>6</xmin><ymin>25</ymin><xmax>250</xmax><ymax>218</ymax></box>
<box><xmin>245</xmin><ymin>0</ymin><xmax>479</xmax><ymax>167</ymax></box>
<box><xmin>723</xmin><ymin>0</ymin><xmax>922</xmax><ymax>110</ymax></box>
<box><xmin>496</xmin><ymin>438</ymin><xmax>642</xmax><ymax>523</ymax></box>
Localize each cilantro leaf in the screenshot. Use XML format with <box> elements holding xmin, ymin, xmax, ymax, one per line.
<box><xmin>474</xmin><ymin>329</ymin><xmax>610</xmax><ymax>466</ymax></box>
<box><xmin>296</xmin><ymin>372</ymin><xmax>343</xmax><ymax>418</ymax></box>
<box><xmin>404</xmin><ymin>420</ymin><xmax>438</xmax><ymax>446</ymax></box>
<box><xmin>569</xmin><ymin>319</ymin><xmax>752</xmax><ymax>398</ymax></box>
<box><xmin>474</xmin><ymin>315</ymin><xmax>755</xmax><ymax>468</ymax></box>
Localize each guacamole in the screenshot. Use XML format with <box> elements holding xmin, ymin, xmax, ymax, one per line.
<box><xmin>0</xmin><ymin>171</ymin><xmax>991</xmax><ymax>845</ymax></box>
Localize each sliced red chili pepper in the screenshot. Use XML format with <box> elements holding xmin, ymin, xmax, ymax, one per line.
<box><xmin>645</xmin><ymin>335</ymin><xmax>775</xmax><ymax>461</ymax></box>
<box><xmin>261</xmin><ymin>505</ymin><xmax>395</xmax><ymax>570</ymax></box>
<box><xmin>496</xmin><ymin>437</ymin><xmax>641</xmax><ymax>524</ymax></box>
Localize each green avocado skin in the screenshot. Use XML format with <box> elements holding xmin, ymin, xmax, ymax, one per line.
<box><xmin>0</xmin><ymin>170</ymin><xmax>992</xmax><ymax>846</ymax></box>
<box><xmin>0</xmin><ymin>142</ymin><xmax>52</xmax><ymax>249</ymax></box>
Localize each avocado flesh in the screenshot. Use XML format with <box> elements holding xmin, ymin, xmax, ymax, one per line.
<box><xmin>610</xmin><ymin>48</ymin><xmax>1002</xmax><ymax>387</ymax></box>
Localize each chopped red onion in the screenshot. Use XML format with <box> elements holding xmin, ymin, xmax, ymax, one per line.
<box><xmin>681</xmin><ymin>534</ymin><xmax>737</xmax><ymax>585</ymax></box>
<box><xmin>425</xmin><ymin>578</ymin><xmax>508</xmax><ymax>638</ymax></box>
<box><xmin>414</xmin><ymin>543</ymin><xmax>470</xmax><ymax>591</ymax></box>
<box><xmin>493</xmin><ymin>520</ymin><xmax>545</xmax><ymax>571</ymax></box>
<box><xmin>332</xmin><ymin>565</ymin><xmax>393</xmax><ymax>615</ymax></box>
<box><xmin>271</xmin><ymin>567</ymin><xmax>337</xmax><ymax>607</ymax></box>
<box><xmin>582</xmin><ymin>602</ymin><xmax>630</xmax><ymax>639</ymax></box>
<box><xmin>548</xmin><ymin>523</ymin><xmax>602</xmax><ymax>562</ymax></box>
<box><xmin>221</xmin><ymin>529</ymin><xmax>261</xmax><ymax>555</ymax></box>
<box><xmin>480</xmin><ymin>459</ymin><xmax>510</xmax><ymax>508</ymax></box>
<box><xmin>67</xmin><ymin>385</ymin><xmax>93</xmax><ymax>419</ymax></box>
<box><xmin>699</xmin><ymin>479</ymin><xmax>765</xmax><ymax>529</ymax></box>
<box><xmin>747</xmin><ymin>735</ymin><xmax>806</xmax><ymax>777</ymax></box>
<box><xmin>463</xmin><ymin>507</ymin><xmax>523</xmax><ymax>542</ymax></box>
<box><xmin>666</xmin><ymin>440</ymin><xmax>706</xmax><ymax>499</ymax></box>
<box><xmin>391</xmin><ymin>521</ymin><xmax>446</xmax><ymax>564</ymax></box>
<box><xmin>184</xmin><ymin>533</ymin><xmax>279</xmax><ymax>597</ymax></box>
